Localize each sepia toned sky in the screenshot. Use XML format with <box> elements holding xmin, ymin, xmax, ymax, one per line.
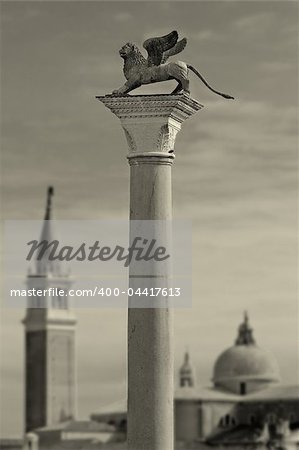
<box><xmin>0</xmin><ymin>0</ymin><xmax>298</xmax><ymax>437</ymax></box>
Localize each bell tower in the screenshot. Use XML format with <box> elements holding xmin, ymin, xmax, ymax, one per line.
<box><xmin>23</xmin><ymin>187</ymin><xmax>77</xmax><ymax>432</ymax></box>
<box><xmin>179</xmin><ymin>351</ymin><xmax>195</xmax><ymax>388</ymax></box>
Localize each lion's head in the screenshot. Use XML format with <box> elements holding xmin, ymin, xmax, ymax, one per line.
<box><xmin>119</xmin><ymin>42</ymin><xmax>137</xmax><ymax>59</ymax></box>
<box><xmin>118</xmin><ymin>42</ymin><xmax>147</xmax><ymax>75</ymax></box>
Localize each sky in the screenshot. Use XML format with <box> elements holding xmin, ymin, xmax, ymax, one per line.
<box><xmin>0</xmin><ymin>0</ymin><xmax>298</xmax><ymax>438</ymax></box>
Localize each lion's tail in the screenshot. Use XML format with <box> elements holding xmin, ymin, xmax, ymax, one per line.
<box><xmin>187</xmin><ymin>65</ymin><xmax>234</xmax><ymax>100</ymax></box>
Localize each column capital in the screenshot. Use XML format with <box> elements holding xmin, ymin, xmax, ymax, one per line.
<box><xmin>97</xmin><ymin>94</ymin><xmax>203</xmax><ymax>157</ymax></box>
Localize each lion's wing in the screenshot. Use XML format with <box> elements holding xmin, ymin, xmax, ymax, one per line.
<box><xmin>161</xmin><ymin>38</ymin><xmax>187</xmax><ymax>64</ymax></box>
<box><xmin>143</xmin><ymin>31</ymin><xmax>178</xmax><ymax>66</ymax></box>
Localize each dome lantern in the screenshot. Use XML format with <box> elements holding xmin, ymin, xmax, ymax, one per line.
<box><xmin>235</xmin><ymin>311</ymin><xmax>255</xmax><ymax>346</ymax></box>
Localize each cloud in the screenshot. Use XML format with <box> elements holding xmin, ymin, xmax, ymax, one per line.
<box><xmin>234</xmin><ymin>11</ymin><xmax>276</xmax><ymax>31</ymax></box>
<box><xmin>191</xmin><ymin>29</ymin><xmax>222</xmax><ymax>43</ymax></box>
<box><xmin>114</xmin><ymin>12</ymin><xmax>132</xmax><ymax>22</ymax></box>
<box><xmin>258</xmin><ymin>61</ymin><xmax>293</xmax><ymax>73</ymax></box>
<box><xmin>0</xmin><ymin>2</ymin><xmax>46</xmax><ymax>24</ymax></box>
<box><xmin>172</xmin><ymin>100</ymin><xmax>297</xmax><ymax>213</ymax></box>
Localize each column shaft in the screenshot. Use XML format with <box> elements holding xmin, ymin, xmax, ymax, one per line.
<box><xmin>128</xmin><ymin>155</ymin><xmax>174</xmax><ymax>450</ymax></box>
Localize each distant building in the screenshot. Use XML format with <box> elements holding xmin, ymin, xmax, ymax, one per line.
<box><xmin>0</xmin><ymin>440</ymin><xmax>23</xmax><ymax>450</ymax></box>
<box><xmin>175</xmin><ymin>312</ymin><xmax>299</xmax><ymax>445</ymax></box>
<box><xmin>92</xmin><ymin>313</ymin><xmax>299</xmax><ymax>446</ymax></box>
<box><xmin>30</xmin><ymin>420</ymin><xmax>121</xmax><ymax>448</ymax></box>
<box><xmin>23</xmin><ymin>187</ymin><xmax>77</xmax><ymax>432</ymax></box>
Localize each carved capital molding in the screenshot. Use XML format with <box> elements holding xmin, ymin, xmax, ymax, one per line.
<box><xmin>97</xmin><ymin>94</ymin><xmax>203</xmax><ymax>156</ymax></box>
<box><xmin>121</xmin><ymin>118</ymin><xmax>181</xmax><ymax>154</ymax></box>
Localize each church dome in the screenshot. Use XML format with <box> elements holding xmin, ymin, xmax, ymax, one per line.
<box><xmin>212</xmin><ymin>313</ymin><xmax>280</xmax><ymax>395</ymax></box>
<box><xmin>213</xmin><ymin>345</ymin><xmax>280</xmax><ymax>382</ymax></box>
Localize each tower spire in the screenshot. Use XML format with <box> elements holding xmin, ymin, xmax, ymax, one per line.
<box><xmin>44</xmin><ymin>186</ymin><xmax>54</xmax><ymax>220</ymax></box>
<box><xmin>244</xmin><ymin>310</ymin><xmax>249</xmax><ymax>325</ymax></box>
<box><xmin>36</xmin><ymin>186</ymin><xmax>59</xmax><ymax>276</ymax></box>
<box><xmin>235</xmin><ymin>311</ymin><xmax>256</xmax><ymax>346</ymax></box>
<box><xmin>184</xmin><ymin>350</ymin><xmax>190</xmax><ymax>364</ymax></box>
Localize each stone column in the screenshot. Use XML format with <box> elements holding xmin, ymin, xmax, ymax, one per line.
<box><xmin>97</xmin><ymin>94</ymin><xmax>202</xmax><ymax>450</ymax></box>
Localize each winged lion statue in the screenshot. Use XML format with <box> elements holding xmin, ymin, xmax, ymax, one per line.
<box><xmin>111</xmin><ymin>30</ymin><xmax>234</xmax><ymax>99</ymax></box>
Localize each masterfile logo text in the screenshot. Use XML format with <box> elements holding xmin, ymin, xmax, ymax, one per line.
<box><xmin>4</xmin><ymin>220</ymin><xmax>192</xmax><ymax>308</ymax></box>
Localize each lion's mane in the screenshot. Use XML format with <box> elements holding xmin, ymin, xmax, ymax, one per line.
<box><xmin>123</xmin><ymin>46</ymin><xmax>147</xmax><ymax>79</ymax></box>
